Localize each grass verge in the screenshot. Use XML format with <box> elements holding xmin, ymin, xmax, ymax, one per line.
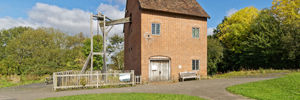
<box><xmin>227</xmin><ymin>72</ymin><xmax>300</xmax><ymax>100</ymax></box>
<box><xmin>0</xmin><ymin>75</ymin><xmax>45</xmax><ymax>88</ymax></box>
<box><xmin>0</xmin><ymin>79</ymin><xmax>42</xmax><ymax>88</ymax></box>
<box><xmin>41</xmin><ymin>93</ymin><xmax>205</xmax><ymax>100</ymax></box>
<box><xmin>212</xmin><ymin>69</ymin><xmax>294</xmax><ymax>79</ymax></box>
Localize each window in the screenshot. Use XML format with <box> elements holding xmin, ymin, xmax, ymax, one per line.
<box><xmin>192</xmin><ymin>27</ymin><xmax>200</xmax><ymax>38</ymax></box>
<box><xmin>192</xmin><ymin>60</ymin><xmax>199</xmax><ymax>70</ymax></box>
<box><xmin>152</xmin><ymin>23</ymin><xmax>160</xmax><ymax>35</ymax></box>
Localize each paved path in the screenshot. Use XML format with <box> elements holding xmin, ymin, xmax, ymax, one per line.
<box><xmin>0</xmin><ymin>77</ymin><xmax>279</xmax><ymax>100</ymax></box>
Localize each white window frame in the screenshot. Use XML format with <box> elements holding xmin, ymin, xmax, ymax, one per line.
<box><xmin>192</xmin><ymin>27</ymin><xmax>200</xmax><ymax>38</ymax></box>
<box><xmin>192</xmin><ymin>60</ymin><xmax>200</xmax><ymax>70</ymax></box>
<box><xmin>152</xmin><ymin>23</ymin><xmax>161</xmax><ymax>35</ymax></box>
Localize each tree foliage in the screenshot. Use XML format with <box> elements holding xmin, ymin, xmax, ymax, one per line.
<box><xmin>240</xmin><ymin>9</ymin><xmax>284</xmax><ymax>69</ymax></box>
<box><xmin>108</xmin><ymin>34</ymin><xmax>124</xmax><ymax>70</ymax></box>
<box><xmin>271</xmin><ymin>0</ymin><xmax>300</xmax><ymax>68</ymax></box>
<box><xmin>82</xmin><ymin>35</ymin><xmax>104</xmax><ymax>70</ymax></box>
<box><xmin>207</xmin><ymin>36</ymin><xmax>223</xmax><ymax>75</ymax></box>
<box><xmin>216</xmin><ymin>7</ymin><xmax>259</xmax><ymax>53</ymax></box>
<box><xmin>212</xmin><ymin>0</ymin><xmax>299</xmax><ymax>73</ymax></box>
<box><xmin>0</xmin><ymin>27</ymin><xmax>126</xmax><ymax>75</ymax></box>
<box><xmin>111</xmin><ymin>50</ymin><xmax>124</xmax><ymax>70</ymax></box>
<box><xmin>271</xmin><ymin>0</ymin><xmax>300</xmax><ymax>26</ymax></box>
<box><xmin>0</xmin><ymin>27</ymin><xmax>33</xmax><ymax>60</ymax></box>
<box><xmin>0</xmin><ymin>28</ymin><xmax>85</xmax><ymax>75</ymax></box>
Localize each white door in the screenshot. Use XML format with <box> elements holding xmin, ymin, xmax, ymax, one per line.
<box><xmin>149</xmin><ymin>60</ymin><xmax>170</xmax><ymax>81</ymax></box>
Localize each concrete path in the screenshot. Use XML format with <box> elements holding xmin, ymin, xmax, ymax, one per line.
<box><xmin>0</xmin><ymin>77</ymin><xmax>278</xmax><ymax>100</ymax></box>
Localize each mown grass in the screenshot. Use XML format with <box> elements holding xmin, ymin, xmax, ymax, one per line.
<box><xmin>227</xmin><ymin>72</ymin><xmax>300</xmax><ymax>100</ymax></box>
<box><xmin>41</xmin><ymin>93</ymin><xmax>205</xmax><ymax>100</ymax></box>
<box><xmin>0</xmin><ymin>75</ymin><xmax>45</xmax><ymax>88</ymax></box>
<box><xmin>55</xmin><ymin>84</ymin><xmax>133</xmax><ymax>92</ymax></box>
<box><xmin>212</xmin><ymin>69</ymin><xmax>294</xmax><ymax>79</ymax></box>
<box><xmin>0</xmin><ymin>79</ymin><xmax>42</xmax><ymax>88</ymax></box>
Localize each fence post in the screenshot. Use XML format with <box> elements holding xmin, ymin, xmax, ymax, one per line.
<box><xmin>96</xmin><ymin>71</ymin><xmax>99</xmax><ymax>88</ymax></box>
<box><xmin>53</xmin><ymin>72</ymin><xmax>57</xmax><ymax>91</ymax></box>
<box><xmin>131</xmin><ymin>70</ymin><xmax>135</xmax><ymax>85</ymax></box>
<box><xmin>140</xmin><ymin>76</ymin><xmax>142</xmax><ymax>84</ymax></box>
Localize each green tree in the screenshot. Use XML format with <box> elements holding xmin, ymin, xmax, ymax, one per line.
<box><xmin>271</xmin><ymin>0</ymin><xmax>300</xmax><ymax>27</ymax></box>
<box><xmin>1</xmin><ymin>28</ymin><xmax>85</xmax><ymax>75</ymax></box>
<box><xmin>82</xmin><ymin>35</ymin><xmax>103</xmax><ymax>70</ymax></box>
<box><xmin>214</xmin><ymin>7</ymin><xmax>260</xmax><ymax>71</ymax></box>
<box><xmin>107</xmin><ymin>34</ymin><xmax>124</xmax><ymax>70</ymax></box>
<box><xmin>240</xmin><ymin>9</ymin><xmax>283</xmax><ymax>69</ymax></box>
<box><xmin>111</xmin><ymin>50</ymin><xmax>124</xmax><ymax>70</ymax></box>
<box><xmin>271</xmin><ymin>0</ymin><xmax>300</xmax><ymax>68</ymax></box>
<box><xmin>216</xmin><ymin>7</ymin><xmax>259</xmax><ymax>53</ymax></box>
<box><xmin>108</xmin><ymin>34</ymin><xmax>124</xmax><ymax>55</ymax></box>
<box><xmin>0</xmin><ymin>27</ymin><xmax>33</xmax><ymax>60</ymax></box>
<box><xmin>207</xmin><ymin>36</ymin><xmax>224</xmax><ymax>75</ymax></box>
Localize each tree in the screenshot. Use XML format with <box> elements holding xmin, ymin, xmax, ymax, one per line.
<box><xmin>271</xmin><ymin>0</ymin><xmax>300</xmax><ymax>68</ymax></box>
<box><xmin>211</xmin><ymin>1</ymin><xmax>299</xmax><ymax>72</ymax></box>
<box><xmin>82</xmin><ymin>35</ymin><xmax>103</xmax><ymax>70</ymax></box>
<box><xmin>108</xmin><ymin>34</ymin><xmax>124</xmax><ymax>55</ymax></box>
<box><xmin>108</xmin><ymin>34</ymin><xmax>124</xmax><ymax>70</ymax></box>
<box><xmin>0</xmin><ymin>28</ymin><xmax>85</xmax><ymax>75</ymax></box>
<box><xmin>111</xmin><ymin>50</ymin><xmax>124</xmax><ymax>70</ymax></box>
<box><xmin>0</xmin><ymin>27</ymin><xmax>33</xmax><ymax>60</ymax></box>
<box><xmin>214</xmin><ymin>7</ymin><xmax>260</xmax><ymax>71</ymax></box>
<box><xmin>240</xmin><ymin>9</ymin><xmax>283</xmax><ymax>69</ymax></box>
<box><xmin>207</xmin><ymin>36</ymin><xmax>224</xmax><ymax>75</ymax></box>
<box><xmin>271</xmin><ymin>0</ymin><xmax>300</xmax><ymax>27</ymax></box>
<box><xmin>215</xmin><ymin>7</ymin><xmax>259</xmax><ymax>53</ymax></box>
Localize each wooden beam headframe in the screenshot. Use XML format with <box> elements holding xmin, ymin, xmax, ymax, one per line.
<box><xmin>100</xmin><ymin>17</ymin><xmax>130</xmax><ymax>26</ymax></box>
<box><xmin>81</xmin><ymin>12</ymin><xmax>130</xmax><ymax>74</ymax></box>
<box><xmin>90</xmin><ymin>14</ymin><xmax>94</xmax><ymax>73</ymax></box>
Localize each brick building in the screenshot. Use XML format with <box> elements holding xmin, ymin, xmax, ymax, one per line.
<box><xmin>124</xmin><ymin>0</ymin><xmax>210</xmax><ymax>82</ymax></box>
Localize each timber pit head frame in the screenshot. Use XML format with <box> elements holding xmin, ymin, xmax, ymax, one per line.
<box><xmin>81</xmin><ymin>12</ymin><xmax>130</xmax><ymax>74</ymax></box>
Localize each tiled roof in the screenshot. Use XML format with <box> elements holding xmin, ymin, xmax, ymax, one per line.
<box><xmin>138</xmin><ymin>0</ymin><xmax>210</xmax><ymax>18</ymax></box>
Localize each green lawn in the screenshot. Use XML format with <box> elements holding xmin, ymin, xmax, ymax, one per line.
<box><xmin>0</xmin><ymin>75</ymin><xmax>44</xmax><ymax>88</ymax></box>
<box><xmin>0</xmin><ymin>79</ymin><xmax>41</xmax><ymax>88</ymax></box>
<box><xmin>227</xmin><ymin>72</ymin><xmax>300</xmax><ymax>100</ymax></box>
<box><xmin>212</xmin><ymin>69</ymin><xmax>293</xmax><ymax>79</ymax></box>
<box><xmin>41</xmin><ymin>93</ymin><xmax>205</xmax><ymax>100</ymax></box>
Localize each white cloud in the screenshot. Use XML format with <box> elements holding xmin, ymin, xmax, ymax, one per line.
<box><xmin>97</xmin><ymin>3</ymin><xmax>125</xmax><ymax>19</ymax></box>
<box><xmin>106</xmin><ymin>0</ymin><xmax>126</xmax><ymax>6</ymax></box>
<box><xmin>0</xmin><ymin>17</ymin><xmax>39</xmax><ymax>29</ymax></box>
<box><xmin>207</xmin><ymin>27</ymin><xmax>215</xmax><ymax>36</ymax></box>
<box><xmin>116</xmin><ymin>0</ymin><xmax>126</xmax><ymax>5</ymax></box>
<box><xmin>0</xmin><ymin>3</ymin><xmax>126</xmax><ymax>37</ymax></box>
<box><xmin>30</xmin><ymin>3</ymin><xmax>91</xmax><ymax>35</ymax></box>
<box><xmin>97</xmin><ymin>3</ymin><xmax>125</xmax><ymax>36</ymax></box>
<box><xmin>226</xmin><ymin>8</ymin><xmax>238</xmax><ymax>16</ymax></box>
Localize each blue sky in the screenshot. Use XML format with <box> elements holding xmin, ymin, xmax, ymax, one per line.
<box><xmin>0</xmin><ymin>0</ymin><xmax>273</xmax><ymax>35</ymax></box>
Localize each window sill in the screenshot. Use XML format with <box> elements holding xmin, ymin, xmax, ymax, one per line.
<box><xmin>152</xmin><ymin>34</ymin><xmax>161</xmax><ymax>36</ymax></box>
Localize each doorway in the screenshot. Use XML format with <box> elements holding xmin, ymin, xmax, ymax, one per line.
<box><xmin>149</xmin><ymin>60</ymin><xmax>170</xmax><ymax>81</ymax></box>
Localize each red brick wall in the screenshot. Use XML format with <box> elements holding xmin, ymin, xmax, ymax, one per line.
<box><xmin>124</xmin><ymin>0</ymin><xmax>142</xmax><ymax>75</ymax></box>
<box><xmin>124</xmin><ymin>1</ymin><xmax>208</xmax><ymax>82</ymax></box>
<box><xmin>140</xmin><ymin>10</ymin><xmax>208</xmax><ymax>82</ymax></box>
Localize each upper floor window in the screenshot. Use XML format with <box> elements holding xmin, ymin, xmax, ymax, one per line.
<box><xmin>192</xmin><ymin>27</ymin><xmax>200</xmax><ymax>38</ymax></box>
<box><xmin>152</xmin><ymin>23</ymin><xmax>160</xmax><ymax>35</ymax></box>
<box><xmin>192</xmin><ymin>60</ymin><xmax>200</xmax><ymax>70</ymax></box>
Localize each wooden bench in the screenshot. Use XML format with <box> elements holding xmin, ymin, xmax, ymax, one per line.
<box><xmin>179</xmin><ymin>72</ymin><xmax>200</xmax><ymax>82</ymax></box>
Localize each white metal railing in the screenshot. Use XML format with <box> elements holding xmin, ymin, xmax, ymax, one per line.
<box><xmin>53</xmin><ymin>70</ymin><xmax>135</xmax><ymax>91</ymax></box>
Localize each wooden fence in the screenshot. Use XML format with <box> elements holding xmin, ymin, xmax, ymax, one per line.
<box><xmin>53</xmin><ymin>70</ymin><xmax>136</xmax><ymax>91</ymax></box>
